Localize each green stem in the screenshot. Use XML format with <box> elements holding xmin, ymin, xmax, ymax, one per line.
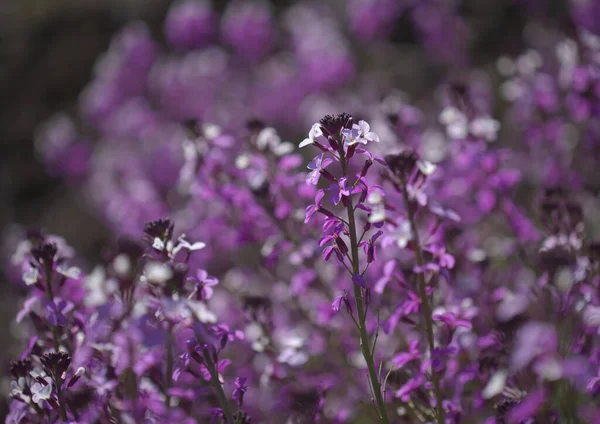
<box><xmin>204</xmin><ymin>352</ymin><xmax>236</xmax><ymax>424</ymax></box>
<box><xmin>44</xmin><ymin>264</ymin><xmax>62</xmax><ymax>353</ymax></box>
<box><xmin>55</xmin><ymin>378</ymin><xmax>68</xmax><ymax>421</ymax></box>
<box><xmin>341</xmin><ymin>153</ymin><xmax>390</xmax><ymax>424</ymax></box>
<box><xmin>165</xmin><ymin>326</ymin><xmax>174</xmax><ymax>408</ymax></box>
<box><xmin>400</xmin><ymin>180</ymin><xmax>445</xmax><ymax>424</ymax></box>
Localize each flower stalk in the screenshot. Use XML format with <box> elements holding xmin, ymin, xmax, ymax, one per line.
<box><xmin>204</xmin><ymin>350</ymin><xmax>236</xmax><ymax>424</ymax></box>
<box><xmin>341</xmin><ymin>152</ymin><xmax>390</xmax><ymax>424</ymax></box>
<box><xmin>400</xmin><ymin>177</ymin><xmax>445</xmax><ymax>424</ymax></box>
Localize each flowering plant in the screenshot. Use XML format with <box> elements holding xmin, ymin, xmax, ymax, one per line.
<box><xmin>5</xmin><ymin>0</ymin><xmax>600</xmax><ymax>423</ymax></box>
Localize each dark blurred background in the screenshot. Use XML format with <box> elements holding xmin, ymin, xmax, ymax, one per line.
<box><xmin>0</xmin><ymin>0</ymin><xmax>570</xmax><ymax>418</ymax></box>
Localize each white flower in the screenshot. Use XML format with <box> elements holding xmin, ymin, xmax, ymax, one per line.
<box><xmin>272</xmin><ymin>141</ymin><xmax>294</xmax><ymax>156</ymax></box>
<box><xmin>256</xmin><ymin>127</ymin><xmax>280</xmax><ymax>150</ymax></box>
<box><xmin>31</xmin><ymin>378</ymin><xmax>53</xmax><ymax>404</ymax></box>
<box><xmin>23</xmin><ymin>267</ymin><xmax>39</xmax><ymax>286</ymax></box>
<box><xmin>367</xmin><ymin>190</ymin><xmax>386</xmax><ymax>223</ymax></box>
<box><xmin>172</xmin><ymin>234</ymin><xmax>206</xmax><ymax>255</ymax></box>
<box><xmin>187</xmin><ymin>300</ymin><xmax>217</xmax><ymax>323</ymax></box>
<box><xmin>470</xmin><ymin>116</ymin><xmax>500</xmax><ymax>142</ymax></box>
<box><xmin>144</xmin><ymin>262</ymin><xmax>173</xmax><ymax>284</ymax></box>
<box><xmin>113</xmin><ymin>254</ymin><xmax>131</xmax><ymax>276</ymax></box>
<box><xmin>342</xmin><ymin>120</ymin><xmax>380</xmax><ymax>146</ymax></box>
<box><xmin>277</xmin><ymin>334</ymin><xmax>308</xmax><ymax>367</ymax></box>
<box><xmin>417</xmin><ymin>160</ymin><xmax>437</xmax><ymax>176</ymax></box>
<box><xmin>482</xmin><ymin>370</ymin><xmax>508</xmax><ymax>399</ymax></box>
<box><xmin>56</xmin><ymin>263</ymin><xmax>81</xmax><ymax>279</ymax></box>
<box><xmin>235</xmin><ymin>154</ymin><xmax>250</xmax><ymax>169</ymax></box>
<box><xmin>257</xmin><ymin>127</ymin><xmax>295</xmax><ymax>156</ymax></box>
<box><xmin>202</xmin><ymin>123</ymin><xmax>222</xmax><ymax>140</ymax></box>
<box><xmin>299</xmin><ymin>123</ymin><xmax>323</xmax><ymax>148</ymax></box>
<box><xmin>440</xmin><ymin>106</ymin><xmax>468</xmax><ymax>139</ymax></box>
<box><xmin>84</xmin><ymin>266</ymin><xmax>118</xmax><ymax>307</ymax></box>
<box><xmin>392</xmin><ymin>221</ymin><xmax>413</xmax><ymax>249</ymax></box>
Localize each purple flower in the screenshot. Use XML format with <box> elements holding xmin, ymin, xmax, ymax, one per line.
<box><xmin>391</xmin><ymin>340</ymin><xmax>420</xmax><ymax>368</ymax></box>
<box><xmin>352</xmin><ymin>274</ymin><xmax>367</xmax><ymax>288</ymax></box>
<box><xmin>164</xmin><ymin>0</ymin><xmax>216</xmax><ymax>50</ymax></box>
<box><xmin>306</xmin><ymin>154</ymin><xmax>334</xmax><ymax>185</ymax></box>
<box><xmin>328</xmin><ymin>178</ymin><xmax>351</xmax><ymax>205</ymax></box>
<box><xmin>232</xmin><ymin>377</ymin><xmax>248</xmax><ymax>408</ymax></box>
<box><xmin>511</xmin><ymin>322</ymin><xmax>557</xmax><ymax>371</ymax></box>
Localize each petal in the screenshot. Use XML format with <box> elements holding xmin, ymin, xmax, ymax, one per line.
<box><xmin>352</xmin><ymin>274</ymin><xmax>367</xmax><ymax>288</ymax></box>
<box><xmin>315</xmin><ymin>189</ymin><xmax>326</xmax><ymax>205</ymax></box>
<box><xmin>299</xmin><ymin>138</ymin><xmax>313</xmax><ymax>148</ymax></box>
<box><xmin>366</xmin><ymin>132</ymin><xmax>379</xmax><ymax>142</ymax></box>
<box><xmin>358</xmin><ymin>120</ymin><xmax>370</xmax><ymax>134</ymax></box>
<box><xmin>309</xmin><ymin>123</ymin><xmax>322</xmax><ymax>140</ymax></box>
<box><xmin>321</xmin><ymin>157</ymin><xmax>334</xmax><ymax>169</ymax></box>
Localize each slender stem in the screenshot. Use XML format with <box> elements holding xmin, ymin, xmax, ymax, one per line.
<box><xmin>165</xmin><ymin>326</ymin><xmax>174</xmax><ymax>408</ymax></box>
<box><xmin>400</xmin><ymin>180</ymin><xmax>445</xmax><ymax>424</ymax></box>
<box><xmin>44</xmin><ymin>264</ymin><xmax>62</xmax><ymax>353</ymax></box>
<box><xmin>54</xmin><ymin>377</ymin><xmax>68</xmax><ymax>421</ymax></box>
<box><xmin>204</xmin><ymin>352</ymin><xmax>236</xmax><ymax>424</ymax></box>
<box><xmin>340</xmin><ymin>153</ymin><xmax>390</xmax><ymax>424</ymax></box>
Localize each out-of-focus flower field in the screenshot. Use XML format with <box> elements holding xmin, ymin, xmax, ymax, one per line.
<box><xmin>2</xmin><ymin>0</ymin><xmax>600</xmax><ymax>422</ymax></box>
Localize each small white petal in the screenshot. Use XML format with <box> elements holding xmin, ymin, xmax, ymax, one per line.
<box><xmin>368</xmin><ymin>208</ymin><xmax>386</xmax><ymax>223</ymax></box>
<box><xmin>439</xmin><ymin>106</ymin><xmax>464</xmax><ymax>125</ymax></box>
<box><xmin>57</xmin><ymin>265</ymin><xmax>81</xmax><ymax>279</ymax></box>
<box><xmin>152</xmin><ymin>238</ymin><xmax>165</xmax><ymax>251</ymax></box>
<box><xmin>482</xmin><ymin>370</ymin><xmax>508</xmax><ymax>399</ymax></box>
<box><xmin>366</xmin><ymin>191</ymin><xmax>383</xmax><ymax>205</ymax></box>
<box><xmin>113</xmin><ymin>254</ymin><xmax>131</xmax><ymax>276</ymax></box>
<box><xmin>23</xmin><ymin>268</ymin><xmax>39</xmax><ymax>285</ymax></box>
<box><xmin>144</xmin><ymin>262</ymin><xmax>173</xmax><ymax>284</ymax></box>
<box><xmin>235</xmin><ymin>154</ymin><xmax>250</xmax><ymax>169</ymax></box>
<box><xmin>447</xmin><ymin>122</ymin><xmax>468</xmax><ymax>139</ymax></box>
<box><xmin>202</xmin><ymin>123</ymin><xmax>222</xmax><ymax>139</ymax></box>
<box><xmin>366</xmin><ymin>132</ymin><xmax>380</xmax><ymax>142</ymax></box>
<box><xmin>417</xmin><ymin>160</ymin><xmax>437</xmax><ymax>176</ymax></box>
<box><xmin>299</xmin><ymin>138</ymin><xmax>313</xmax><ymax>148</ymax></box>
<box><xmin>273</xmin><ymin>142</ymin><xmax>294</xmax><ymax>156</ymax></box>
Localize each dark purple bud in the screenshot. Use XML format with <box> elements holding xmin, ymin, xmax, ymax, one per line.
<box><xmin>367</xmin><ymin>242</ymin><xmax>375</xmax><ymax>263</ymax></box>
<box><xmin>327</xmin><ymin>135</ymin><xmax>339</xmax><ymax>150</ymax></box>
<box><xmin>589</xmin><ymin>241</ymin><xmax>600</xmax><ymax>264</ymax></box>
<box><xmin>251</xmin><ymin>180</ymin><xmax>270</xmax><ymax>200</ymax></box>
<box><xmin>9</xmin><ymin>358</ymin><xmax>32</xmax><ymax>379</ymax></box>
<box><xmin>364</xmin><ymin>288</ymin><xmax>371</xmax><ymax>306</ymax></box>
<box><xmin>246</xmin><ymin>118</ymin><xmax>266</xmax><ymax>133</ymax></box>
<box><xmin>143</xmin><ymin>218</ymin><xmax>174</xmax><ymax>245</ymax></box>
<box><xmin>40</xmin><ymin>351</ymin><xmax>71</xmax><ymax>378</ymax></box>
<box><xmin>385</xmin><ymin>150</ymin><xmax>418</xmax><ymax>179</ymax></box>
<box><xmin>67</xmin><ymin>367</ymin><xmax>86</xmax><ymax>388</ymax></box>
<box><xmin>319</xmin><ymin>169</ymin><xmax>337</xmax><ymax>183</ymax></box>
<box><xmin>313</xmin><ymin>140</ymin><xmax>330</xmax><ymax>152</ymax></box>
<box><xmin>31</xmin><ymin>242</ymin><xmax>58</xmax><ymax>265</ymax></box>
<box><xmin>317</xmin><ymin>207</ymin><xmax>335</xmax><ymax>219</ymax></box>
<box><xmin>220</xmin><ymin>334</ymin><xmax>228</xmax><ymax>351</ymax></box>
<box><xmin>335</xmin><ymin>236</ymin><xmax>349</xmax><ymax>255</ymax></box>
<box><xmin>343</xmin><ymin>296</ymin><xmax>353</xmax><ymax>315</ymax></box>
<box><xmin>360</xmin><ymin>159</ymin><xmax>373</xmax><ymax>177</ymax></box>
<box><xmin>319</xmin><ymin>113</ymin><xmax>353</xmax><ymax>135</ymax></box>
<box><xmin>346</xmin><ymin>143</ymin><xmax>358</xmax><ymax>159</ymax></box>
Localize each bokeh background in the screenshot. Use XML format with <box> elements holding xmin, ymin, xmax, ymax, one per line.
<box><xmin>0</xmin><ymin>0</ymin><xmax>574</xmax><ymax>419</ymax></box>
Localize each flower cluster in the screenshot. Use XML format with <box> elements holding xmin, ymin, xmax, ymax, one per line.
<box><xmin>5</xmin><ymin>1</ymin><xmax>600</xmax><ymax>423</ymax></box>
